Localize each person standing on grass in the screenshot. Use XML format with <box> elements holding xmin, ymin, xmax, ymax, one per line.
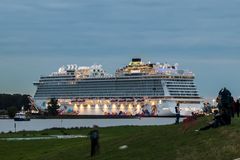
<box><xmin>218</xmin><ymin>87</ymin><xmax>233</xmax><ymax>125</ymax></box>
<box><xmin>175</xmin><ymin>103</ymin><xmax>180</xmax><ymax>124</ymax></box>
<box><xmin>89</xmin><ymin>125</ymin><xmax>100</xmax><ymax>157</ymax></box>
<box><xmin>236</xmin><ymin>99</ymin><xmax>240</xmax><ymax>118</ymax></box>
<box><xmin>231</xmin><ymin>97</ymin><xmax>235</xmax><ymax>118</ymax></box>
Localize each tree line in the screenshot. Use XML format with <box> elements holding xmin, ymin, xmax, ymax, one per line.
<box><xmin>0</xmin><ymin>94</ymin><xmax>62</xmax><ymax>117</ymax></box>
<box><xmin>0</xmin><ymin>94</ymin><xmax>31</xmax><ymax>111</ymax></box>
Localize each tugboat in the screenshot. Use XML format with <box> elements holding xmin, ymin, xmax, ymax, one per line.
<box><xmin>14</xmin><ymin>107</ymin><xmax>30</xmax><ymax>121</ymax></box>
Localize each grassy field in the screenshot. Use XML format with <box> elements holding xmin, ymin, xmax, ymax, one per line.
<box><xmin>0</xmin><ymin>116</ymin><xmax>240</xmax><ymax>160</ymax></box>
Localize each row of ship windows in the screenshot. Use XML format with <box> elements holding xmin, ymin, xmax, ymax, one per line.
<box><xmin>37</xmin><ymin>90</ymin><xmax>196</xmax><ymax>95</ymax></box>
<box><xmin>37</xmin><ymin>88</ymin><xmax>198</xmax><ymax>92</ymax></box>
<box><xmin>35</xmin><ymin>91</ymin><xmax>164</xmax><ymax>94</ymax></box>
<box><xmin>40</xmin><ymin>76</ymin><xmax>194</xmax><ymax>80</ymax></box>
<box><xmin>40</xmin><ymin>78</ymin><xmax>164</xmax><ymax>82</ymax></box>
<box><xmin>170</xmin><ymin>92</ymin><xmax>198</xmax><ymax>95</ymax></box>
<box><xmin>37</xmin><ymin>87</ymin><xmax>165</xmax><ymax>92</ymax></box>
<box><xmin>167</xmin><ymin>85</ymin><xmax>196</xmax><ymax>88</ymax></box>
<box><xmin>169</xmin><ymin>90</ymin><xmax>198</xmax><ymax>92</ymax></box>
<box><xmin>40</xmin><ymin>79</ymin><xmax>195</xmax><ymax>84</ymax></box>
<box><xmin>39</xmin><ymin>79</ymin><xmax>194</xmax><ymax>84</ymax></box>
<box><xmin>36</xmin><ymin>91</ymin><xmax>164</xmax><ymax>94</ymax></box>
<box><xmin>166</xmin><ymin>84</ymin><xmax>195</xmax><ymax>86</ymax></box>
<box><xmin>166</xmin><ymin>81</ymin><xmax>194</xmax><ymax>83</ymax></box>
<box><xmin>38</xmin><ymin>85</ymin><xmax>164</xmax><ymax>89</ymax></box>
<box><xmin>40</xmin><ymin>78</ymin><xmax>194</xmax><ymax>81</ymax></box>
<box><xmin>39</xmin><ymin>83</ymin><xmax>195</xmax><ymax>88</ymax></box>
<box><xmin>39</xmin><ymin>87</ymin><xmax>196</xmax><ymax>92</ymax></box>
<box><xmin>168</xmin><ymin>88</ymin><xmax>197</xmax><ymax>90</ymax></box>
<box><xmin>39</xmin><ymin>84</ymin><xmax>164</xmax><ymax>87</ymax></box>
<box><xmin>170</xmin><ymin>94</ymin><xmax>199</xmax><ymax>96</ymax></box>
<box><xmin>40</xmin><ymin>77</ymin><xmax>75</xmax><ymax>80</ymax></box>
<box><xmin>39</xmin><ymin>79</ymin><xmax>76</xmax><ymax>82</ymax></box>
<box><xmin>168</xmin><ymin>89</ymin><xmax>197</xmax><ymax>92</ymax></box>
<box><xmin>35</xmin><ymin>93</ymin><xmax>165</xmax><ymax>97</ymax></box>
<box><xmin>169</xmin><ymin>91</ymin><xmax>198</xmax><ymax>94</ymax></box>
<box><xmin>41</xmin><ymin>80</ymin><xmax>165</xmax><ymax>84</ymax></box>
<box><xmin>168</xmin><ymin>85</ymin><xmax>195</xmax><ymax>88</ymax></box>
<box><xmin>161</xmin><ymin>79</ymin><xmax>194</xmax><ymax>81</ymax></box>
<box><xmin>39</xmin><ymin>83</ymin><xmax>165</xmax><ymax>87</ymax></box>
<box><xmin>37</xmin><ymin>88</ymin><xmax>197</xmax><ymax>92</ymax></box>
<box><xmin>41</xmin><ymin>75</ymin><xmax>75</xmax><ymax>78</ymax></box>
<box><xmin>40</xmin><ymin>85</ymin><xmax>164</xmax><ymax>89</ymax></box>
<box><xmin>35</xmin><ymin>94</ymin><xmax>199</xmax><ymax>98</ymax></box>
<box><xmin>169</xmin><ymin>89</ymin><xmax>198</xmax><ymax>92</ymax></box>
<box><xmin>166</xmin><ymin>83</ymin><xmax>195</xmax><ymax>86</ymax></box>
<box><xmin>37</xmin><ymin>87</ymin><xmax>164</xmax><ymax>91</ymax></box>
<box><xmin>165</xmin><ymin>80</ymin><xmax>194</xmax><ymax>83</ymax></box>
<box><xmin>38</xmin><ymin>86</ymin><xmax>195</xmax><ymax>91</ymax></box>
<box><xmin>36</xmin><ymin>93</ymin><xmax>165</xmax><ymax>97</ymax></box>
<box><xmin>168</xmin><ymin>88</ymin><xmax>197</xmax><ymax>91</ymax></box>
<box><xmin>167</xmin><ymin>83</ymin><xmax>194</xmax><ymax>86</ymax></box>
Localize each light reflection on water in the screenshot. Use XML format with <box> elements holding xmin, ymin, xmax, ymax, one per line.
<box><xmin>0</xmin><ymin>118</ymin><xmax>180</xmax><ymax>133</ymax></box>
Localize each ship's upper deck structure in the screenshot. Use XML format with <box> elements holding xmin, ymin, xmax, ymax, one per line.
<box><xmin>34</xmin><ymin>58</ymin><xmax>199</xmax><ymax>99</ymax></box>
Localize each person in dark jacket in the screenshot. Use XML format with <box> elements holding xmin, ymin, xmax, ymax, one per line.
<box><xmin>175</xmin><ymin>103</ymin><xmax>180</xmax><ymax>124</ymax></box>
<box><xmin>196</xmin><ymin>110</ymin><xmax>225</xmax><ymax>131</ymax></box>
<box><xmin>218</xmin><ymin>88</ymin><xmax>233</xmax><ymax>125</ymax></box>
<box><xmin>89</xmin><ymin>125</ymin><xmax>100</xmax><ymax>157</ymax></box>
<box><xmin>230</xmin><ymin>97</ymin><xmax>235</xmax><ymax>118</ymax></box>
<box><xmin>236</xmin><ymin>99</ymin><xmax>240</xmax><ymax>118</ymax></box>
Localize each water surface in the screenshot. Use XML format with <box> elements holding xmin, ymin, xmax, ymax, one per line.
<box><xmin>0</xmin><ymin>118</ymin><xmax>179</xmax><ymax>133</ymax></box>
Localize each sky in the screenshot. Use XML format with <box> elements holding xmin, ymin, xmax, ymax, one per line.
<box><xmin>0</xmin><ymin>0</ymin><xmax>240</xmax><ymax>98</ymax></box>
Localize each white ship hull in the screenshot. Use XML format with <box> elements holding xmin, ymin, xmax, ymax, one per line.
<box><xmin>35</xmin><ymin>98</ymin><xmax>203</xmax><ymax>117</ymax></box>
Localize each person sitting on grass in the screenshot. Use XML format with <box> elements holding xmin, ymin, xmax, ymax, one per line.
<box><xmin>195</xmin><ymin>110</ymin><xmax>225</xmax><ymax>131</ymax></box>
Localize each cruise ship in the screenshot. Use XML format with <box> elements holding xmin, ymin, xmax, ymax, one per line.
<box><xmin>33</xmin><ymin>58</ymin><xmax>203</xmax><ymax>116</ymax></box>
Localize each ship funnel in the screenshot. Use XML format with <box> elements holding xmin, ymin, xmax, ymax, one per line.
<box><xmin>132</xmin><ymin>58</ymin><xmax>141</xmax><ymax>62</ymax></box>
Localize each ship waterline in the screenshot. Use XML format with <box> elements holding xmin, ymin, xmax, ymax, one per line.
<box><xmin>34</xmin><ymin>58</ymin><xmax>204</xmax><ymax>116</ymax></box>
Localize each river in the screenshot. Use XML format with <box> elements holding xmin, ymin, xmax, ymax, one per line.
<box><xmin>0</xmin><ymin>118</ymin><xmax>180</xmax><ymax>133</ymax></box>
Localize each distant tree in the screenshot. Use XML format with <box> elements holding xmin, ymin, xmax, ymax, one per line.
<box><xmin>47</xmin><ymin>98</ymin><xmax>60</xmax><ymax>116</ymax></box>
<box><xmin>0</xmin><ymin>94</ymin><xmax>31</xmax><ymax>110</ymax></box>
<box><xmin>7</xmin><ymin>106</ymin><xmax>18</xmax><ymax>118</ymax></box>
<box><xmin>21</xmin><ymin>95</ymin><xmax>31</xmax><ymax>111</ymax></box>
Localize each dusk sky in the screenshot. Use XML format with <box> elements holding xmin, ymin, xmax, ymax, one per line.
<box><xmin>0</xmin><ymin>0</ymin><xmax>240</xmax><ymax>98</ymax></box>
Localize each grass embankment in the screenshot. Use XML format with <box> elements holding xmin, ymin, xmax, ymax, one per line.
<box><xmin>0</xmin><ymin>116</ymin><xmax>240</xmax><ymax>160</ymax></box>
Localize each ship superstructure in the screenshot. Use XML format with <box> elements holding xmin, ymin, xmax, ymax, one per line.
<box><xmin>34</xmin><ymin>58</ymin><xmax>203</xmax><ymax>116</ymax></box>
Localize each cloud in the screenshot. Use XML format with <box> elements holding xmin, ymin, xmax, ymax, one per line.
<box><xmin>0</xmin><ymin>0</ymin><xmax>240</xmax><ymax>96</ymax></box>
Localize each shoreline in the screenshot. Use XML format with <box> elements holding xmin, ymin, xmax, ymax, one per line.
<box><xmin>0</xmin><ymin>115</ymin><xmax>184</xmax><ymax>120</ymax></box>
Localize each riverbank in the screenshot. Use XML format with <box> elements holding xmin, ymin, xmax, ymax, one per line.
<box><xmin>31</xmin><ymin>114</ymin><xmax>177</xmax><ymax>119</ymax></box>
<box><xmin>0</xmin><ymin>116</ymin><xmax>240</xmax><ymax>160</ymax></box>
<box><xmin>0</xmin><ymin>114</ymin><xmax>184</xmax><ymax>119</ymax></box>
